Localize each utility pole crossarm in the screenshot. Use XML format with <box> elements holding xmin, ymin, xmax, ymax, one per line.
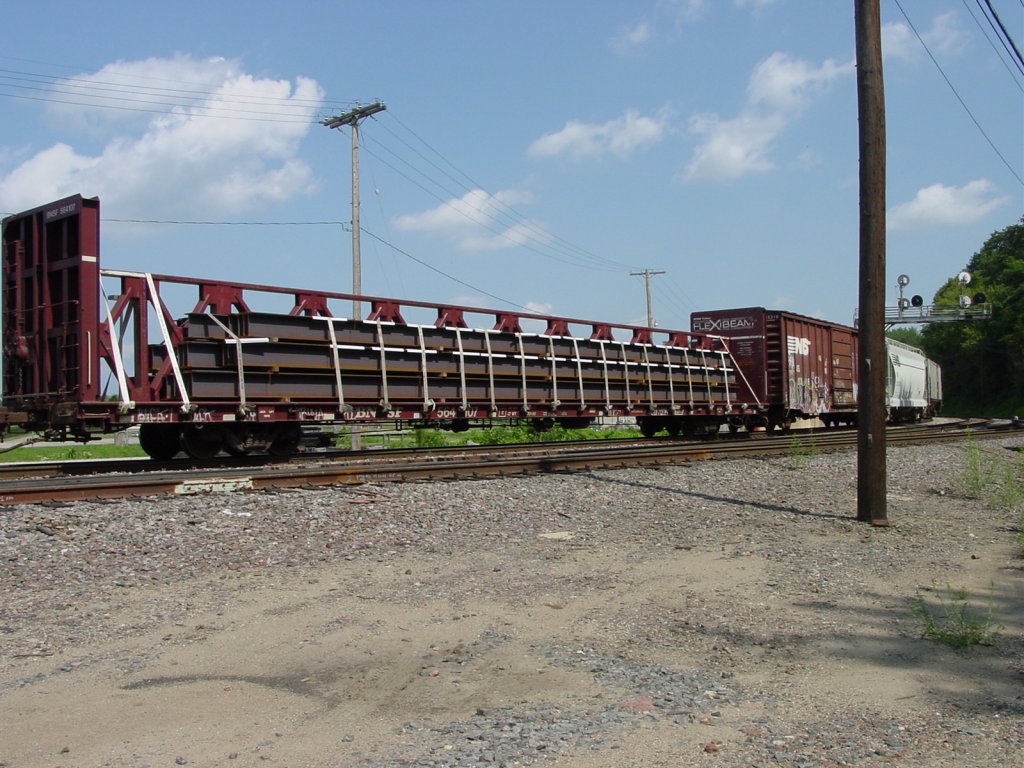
<box><xmin>321</xmin><ymin>102</ymin><xmax>387</xmax><ymax>130</ymax></box>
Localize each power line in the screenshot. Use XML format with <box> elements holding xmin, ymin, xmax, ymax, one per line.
<box><xmin>359</xmin><ymin>137</ymin><xmax>624</xmax><ymax>273</ymax></box>
<box><xmin>359</xmin><ymin>226</ymin><xmax>532</xmax><ymax>311</ymax></box>
<box><xmin>382</xmin><ymin>112</ymin><xmax>638</xmax><ymax>272</ymax></box>
<box><xmin>0</xmin><ymin>62</ymin><xmax>358</xmax><ymax>124</ymax></box>
<box><xmin>980</xmin><ymin>0</ymin><xmax>1024</xmax><ymax>73</ymax></box>
<box><xmin>0</xmin><ymin>55</ymin><xmax>355</xmax><ymax>110</ymax></box>
<box><xmin>103</xmin><ymin>218</ymin><xmax>346</xmax><ymax>226</ymax></box>
<box><xmin>960</xmin><ymin>0</ymin><xmax>1024</xmax><ymax>90</ymax></box>
<box><xmin>0</xmin><ymin>80</ymin><xmax>322</xmax><ymax>121</ymax></box>
<box><xmin>0</xmin><ymin>89</ymin><xmax>322</xmax><ymax>123</ymax></box>
<box><xmin>0</xmin><ymin>67</ymin><xmax>338</xmax><ymax>110</ymax></box>
<box><xmin>893</xmin><ymin>0</ymin><xmax>1024</xmax><ymax>186</ymax></box>
<box><xmin>361</xmin><ymin>131</ymin><xmax>619</xmax><ymax>271</ymax></box>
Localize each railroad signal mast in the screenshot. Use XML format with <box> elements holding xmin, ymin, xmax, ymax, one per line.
<box><xmin>853</xmin><ymin>272</ymin><xmax>993</xmax><ymax>328</ymax></box>
<box><xmin>882</xmin><ymin>272</ymin><xmax>992</xmax><ymax>327</ymax></box>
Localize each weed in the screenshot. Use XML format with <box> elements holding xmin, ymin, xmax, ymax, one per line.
<box><xmin>1018</xmin><ymin>508</ymin><xmax>1024</xmax><ymax>554</ymax></box>
<box><xmin>961</xmin><ymin>432</ymin><xmax>996</xmax><ymax>498</ymax></box>
<box><xmin>908</xmin><ymin>584</ymin><xmax>1002</xmax><ymax>654</ymax></box>
<box><xmin>990</xmin><ymin>458</ymin><xmax>1024</xmax><ymax>511</ymax></box>
<box><xmin>788</xmin><ymin>434</ymin><xmax>819</xmax><ymax>468</ymax></box>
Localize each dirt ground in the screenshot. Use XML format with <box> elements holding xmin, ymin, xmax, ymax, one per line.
<box><xmin>1</xmin><ymin>444</ymin><xmax>1022</xmax><ymax>767</ymax></box>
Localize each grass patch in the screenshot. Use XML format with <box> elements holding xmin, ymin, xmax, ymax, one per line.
<box><xmin>909</xmin><ymin>584</ymin><xmax>1002</xmax><ymax>654</ymax></box>
<box><xmin>0</xmin><ymin>443</ymin><xmax>147</xmax><ymax>462</ymax></box>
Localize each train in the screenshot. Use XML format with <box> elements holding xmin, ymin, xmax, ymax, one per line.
<box><xmin>1</xmin><ymin>195</ymin><xmax>941</xmax><ymax>459</ymax></box>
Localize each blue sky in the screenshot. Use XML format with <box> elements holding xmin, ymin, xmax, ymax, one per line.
<box><xmin>1</xmin><ymin>0</ymin><xmax>1021</xmax><ymax>332</ymax></box>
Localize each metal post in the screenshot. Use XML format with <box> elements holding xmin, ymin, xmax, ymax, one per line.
<box><xmin>855</xmin><ymin>0</ymin><xmax>888</xmax><ymax>525</ymax></box>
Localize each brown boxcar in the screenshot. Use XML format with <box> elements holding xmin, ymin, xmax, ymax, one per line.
<box><xmin>691</xmin><ymin>307</ymin><xmax>859</xmax><ymax>430</ymax></box>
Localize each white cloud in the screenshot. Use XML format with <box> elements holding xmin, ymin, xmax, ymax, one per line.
<box><xmin>882</xmin><ymin>21</ymin><xmax>916</xmax><ymax>61</ymax></box>
<box><xmin>610</xmin><ymin>20</ymin><xmax>652</xmax><ymax>55</ymax></box>
<box><xmin>683</xmin><ymin>53</ymin><xmax>851</xmax><ymax>183</ymax></box>
<box><xmin>660</xmin><ymin>0</ymin><xmax>708</xmax><ymax>26</ymax></box>
<box><xmin>888</xmin><ymin>179</ymin><xmax>1010</xmax><ymax>229</ymax></box>
<box><xmin>925</xmin><ymin>11</ymin><xmax>967</xmax><ymax>56</ymax></box>
<box><xmin>884</xmin><ymin>11</ymin><xmax>967</xmax><ymax>62</ymax></box>
<box><xmin>528</xmin><ymin>108</ymin><xmax>671</xmax><ymax>161</ymax></box>
<box><xmin>0</xmin><ymin>55</ymin><xmax>323</xmax><ymax>218</ymax></box>
<box><xmin>393</xmin><ymin>188</ymin><xmax>547</xmax><ymax>253</ymax></box>
<box><xmin>684</xmin><ymin>113</ymin><xmax>783</xmax><ymax>181</ymax></box>
<box><xmin>747</xmin><ymin>52</ymin><xmax>849</xmax><ymax>112</ymax></box>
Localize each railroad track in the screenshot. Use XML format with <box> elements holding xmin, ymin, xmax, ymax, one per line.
<box><xmin>0</xmin><ymin>419</ymin><xmax>1014</xmax><ymax>505</ymax></box>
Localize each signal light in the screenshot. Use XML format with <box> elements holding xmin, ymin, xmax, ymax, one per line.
<box><xmin>911</xmin><ymin>295</ymin><xmax>924</xmax><ymax>307</ymax></box>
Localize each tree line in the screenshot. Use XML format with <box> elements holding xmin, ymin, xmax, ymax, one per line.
<box><xmin>888</xmin><ymin>218</ymin><xmax>1024</xmax><ymax>416</ymax></box>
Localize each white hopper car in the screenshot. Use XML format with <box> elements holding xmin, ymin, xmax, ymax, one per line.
<box><xmin>885</xmin><ymin>338</ymin><xmax>942</xmax><ymax>423</ymax></box>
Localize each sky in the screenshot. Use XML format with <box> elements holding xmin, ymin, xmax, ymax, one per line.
<box><xmin>1</xmin><ymin>0</ymin><xmax>1021</xmax><ymax>334</ymax></box>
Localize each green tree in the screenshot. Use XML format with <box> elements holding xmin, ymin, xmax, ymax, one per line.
<box><xmin>886</xmin><ymin>326</ymin><xmax>924</xmax><ymax>348</ymax></box>
<box><xmin>922</xmin><ymin>218</ymin><xmax>1024</xmax><ymax>414</ymax></box>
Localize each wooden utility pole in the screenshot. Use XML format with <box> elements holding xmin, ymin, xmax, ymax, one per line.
<box><xmin>630</xmin><ymin>269</ymin><xmax>666</xmax><ymax>327</ymax></box>
<box><xmin>322</xmin><ymin>102</ymin><xmax>386</xmax><ymax>320</ymax></box>
<box><xmin>323</xmin><ymin>102</ymin><xmax>385</xmax><ymax>451</ymax></box>
<box><xmin>855</xmin><ymin>0</ymin><xmax>888</xmax><ymax>525</ymax></box>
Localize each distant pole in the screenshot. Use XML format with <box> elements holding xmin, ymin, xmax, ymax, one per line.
<box><xmin>855</xmin><ymin>0</ymin><xmax>888</xmax><ymax>525</ymax></box>
<box><xmin>322</xmin><ymin>102</ymin><xmax>386</xmax><ymax>319</ymax></box>
<box><xmin>631</xmin><ymin>269</ymin><xmax>666</xmax><ymax>327</ymax></box>
<box><xmin>323</xmin><ymin>102</ymin><xmax>386</xmax><ymax>452</ymax></box>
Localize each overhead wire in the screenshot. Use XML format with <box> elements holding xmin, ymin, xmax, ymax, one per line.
<box><xmin>0</xmin><ymin>61</ymin><xmax>351</xmax><ymax>123</ymax></box>
<box><xmin>0</xmin><ymin>67</ymin><xmax>336</xmax><ymax>110</ymax></box>
<box><xmin>358</xmin><ymin>132</ymin><xmax>623</xmax><ymax>273</ymax></box>
<box><xmin>0</xmin><ymin>90</ymin><xmax>321</xmax><ymax>123</ymax></box>
<box><xmin>0</xmin><ymin>55</ymin><xmax>354</xmax><ymax>110</ymax></box>
<box><xmin>892</xmin><ymin>0</ymin><xmax>1024</xmax><ymax>186</ymax></box>
<box><xmin>362</xmin><ymin>115</ymin><xmax>633</xmax><ymax>271</ymax></box>
<box><xmin>959</xmin><ymin>0</ymin><xmax>1024</xmax><ymax>89</ymax></box>
<box><xmin>979</xmin><ymin>0</ymin><xmax>1024</xmax><ymax>73</ymax></box>
<box><xmin>381</xmin><ymin>111</ymin><xmax>639</xmax><ymax>272</ymax></box>
<box><xmin>1</xmin><ymin>57</ymin><xmax>648</xmax><ymax>305</ymax></box>
<box><xmin>358</xmin><ymin>226</ymin><xmax>532</xmax><ymax>311</ymax></box>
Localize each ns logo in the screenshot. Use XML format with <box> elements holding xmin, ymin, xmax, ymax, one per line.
<box><xmin>787</xmin><ymin>336</ymin><xmax>811</xmax><ymax>355</ymax></box>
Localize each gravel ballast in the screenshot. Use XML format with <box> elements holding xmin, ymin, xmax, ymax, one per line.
<box><xmin>1</xmin><ymin>437</ymin><xmax>1022</xmax><ymax>767</ymax></box>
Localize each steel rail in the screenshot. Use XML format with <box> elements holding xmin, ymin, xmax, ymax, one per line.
<box><xmin>0</xmin><ymin>418</ymin><xmax>982</xmax><ymax>481</ymax></box>
<box><xmin>0</xmin><ymin>420</ymin><xmax>1014</xmax><ymax>505</ymax></box>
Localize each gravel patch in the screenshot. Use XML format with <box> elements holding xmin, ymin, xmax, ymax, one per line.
<box><xmin>2</xmin><ymin>437</ymin><xmax>1023</xmax><ymax>766</ymax></box>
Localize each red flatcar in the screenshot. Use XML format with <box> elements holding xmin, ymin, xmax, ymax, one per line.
<box><xmin>2</xmin><ymin>195</ymin><xmax>761</xmax><ymax>457</ymax></box>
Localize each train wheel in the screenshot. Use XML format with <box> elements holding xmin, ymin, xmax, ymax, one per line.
<box><xmin>180</xmin><ymin>425</ymin><xmax>224</xmax><ymax>459</ymax></box>
<box><xmin>637</xmin><ymin>417</ymin><xmax>660</xmax><ymax>438</ymax></box>
<box><xmin>269</xmin><ymin>425</ymin><xmax>301</xmax><ymax>457</ymax></box>
<box><xmin>222</xmin><ymin>426</ymin><xmax>251</xmax><ymax>457</ymax></box>
<box><xmin>139</xmin><ymin>424</ymin><xmax>181</xmax><ymax>461</ymax></box>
